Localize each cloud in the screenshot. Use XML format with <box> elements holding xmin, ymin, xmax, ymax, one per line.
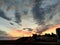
<box><xmin>0</xmin><ymin>30</ymin><xmax>12</xmax><ymax>40</ymax></box>
<box><xmin>15</xmin><ymin>11</ymin><xmax>21</xmax><ymax>24</ymax></box>
<box><xmin>0</xmin><ymin>0</ymin><xmax>34</xmax><ymax>25</ymax></box>
<box><xmin>23</xmin><ymin>28</ymin><xmax>33</xmax><ymax>31</ymax></box>
<box><xmin>23</xmin><ymin>10</ymin><xmax>28</xmax><ymax>15</ymax></box>
<box><xmin>32</xmin><ymin>0</ymin><xmax>60</xmax><ymax>33</ymax></box>
<box><xmin>0</xmin><ymin>10</ymin><xmax>11</xmax><ymax>20</ymax></box>
<box><xmin>0</xmin><ymin>0</ymin><xmax>60</xmax><ymax>34</ymax></box>
<box><xmin>32</xmin><ymin>0</ymin><xmax>59</xmax><ymax>25</ymax></box>
<box><xmin>32</xmin><ymin>0</ymin><xmax>44</xmax><ymax>25</ymax></box>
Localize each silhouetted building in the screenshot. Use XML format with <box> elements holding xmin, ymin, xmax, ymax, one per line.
<box><xmin>56</xmin><ymin>28</ymin><xmax>60</xmax><ymax>42</ymax></box>
<box><xmin>32</xmin><ymin>34</ymin><xmax>57</xmax><ymax>42</ymax></box>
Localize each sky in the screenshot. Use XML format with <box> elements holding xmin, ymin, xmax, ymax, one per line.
<box><xmin>0</xmin><ymin>0</ymin><xmax>60</xmax><ymax>40</ymax></box>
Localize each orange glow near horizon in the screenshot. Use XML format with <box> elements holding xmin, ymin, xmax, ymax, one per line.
<box><xmin>9</xmin><ymin>24</ymin><xmax>60</xmax><ymax>38</ymax></box>
<box><xmin>9</xmin><ymin>29</ymin><xmax>33</xmax><ymax>37</ymax></box>
<box><xmin>41</xmin><ymin>24</ymin><xmax>60</xmax><ymax>35</ymax></box>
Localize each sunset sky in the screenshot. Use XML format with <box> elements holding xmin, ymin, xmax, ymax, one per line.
<box><xmin>0</xmin><ymin>0</ymin><xmax>60</xmax><ymax>40</ymax></box>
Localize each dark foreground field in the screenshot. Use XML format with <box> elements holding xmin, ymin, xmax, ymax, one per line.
<box><xmin>0</xmin><ymin>40</ymin><xmax>60</xmax><ymax>45</ymax></box>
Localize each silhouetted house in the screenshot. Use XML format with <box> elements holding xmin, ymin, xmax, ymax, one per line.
<box><xmin>44</xmin><ymin>33</ymin><xmax>51</xmax><ymax>37</ymax></box>
<box><xmin>51</xmin><ymin>33</ymin><xmax>57</xmax><ymax>37</ymax></box>
<box><xmin>56</xmin><ymin>28</ymin><xmax>60</xmax><ymax>42</ymax></box>
<box><xmin>32</xmin><ymin>34</ymin><xmax>41</xmax><ymax>41</ymax></box>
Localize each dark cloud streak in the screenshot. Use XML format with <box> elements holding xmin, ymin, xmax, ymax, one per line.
<box><xmin>32</xmin><ymin>0</ymin><xmax>45</xmax><ymax>25</ymax></box>
<box><xmin>32</xmin><ymin>0</ymin><xmax>58</xmax><ymax>25</ymax></box>
<box><xmin>15</xmin><ymin>10</ymin><xmax>21</xmax><ymax>24</ymax></box>
<box><xmin>0</xmin><ymin>10</ymin><xmax>11</xmax><ymax>20</ymax></box>
<box><xmin>32</xmin><ymin>0</ymin><xmax>60</xmax><ymax>34</ymax></box>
